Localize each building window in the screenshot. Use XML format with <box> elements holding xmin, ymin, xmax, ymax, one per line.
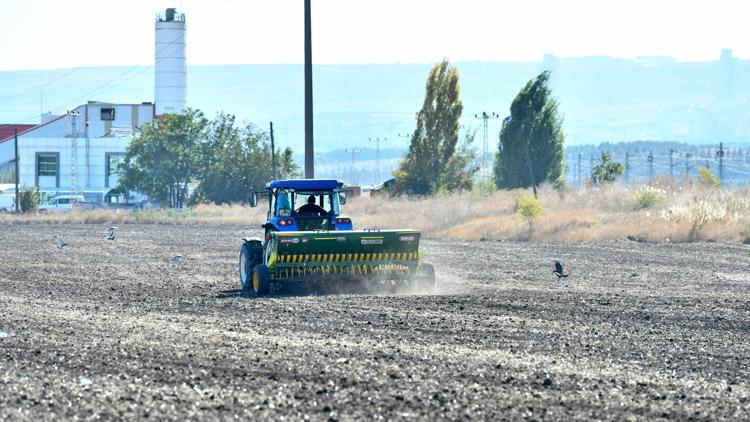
<box><xmin>101</xmin><ymin>108</ymin><xmax>115</xmax><ymax>121</ymax></box>
<box><xmin>35</xmin><ymin>152</ymin><xmax>60</xmax><ymax>188</ymax></box>
<box><xmin>37</xmin><ymin>154</ymin><xmax>58</xmax><ymax>176</ymax></box>
<box><xmin>105</xmin><ymin>153</ymin><xmax>125</xmax><ymax>187</ymax></box>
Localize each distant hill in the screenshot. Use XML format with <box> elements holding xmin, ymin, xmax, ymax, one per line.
<box><xmin>2</xmin><ymin>58</ymin><xmax>750</xmax><ymax>185</ymax></box>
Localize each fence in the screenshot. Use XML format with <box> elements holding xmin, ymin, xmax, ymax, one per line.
<box><xmin>566</xmin><ymin>143</ymin><xmax>750</xmax><ymax>188</ymax></box>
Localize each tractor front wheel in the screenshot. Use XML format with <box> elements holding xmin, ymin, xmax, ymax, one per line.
<box><xmin>252</xmin><ymin>264</ymin><xmax>271</xmax><ymax>297</ymax></box>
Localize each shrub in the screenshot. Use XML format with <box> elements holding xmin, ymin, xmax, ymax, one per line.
<box><xmin>591</xmin><ymin>152</ymin><xmax>625</xmax><ymax>185</ymax></box>
<box><xmin>19</xmin><ymin>186</ymin><xmax>40</xmax><ymax>213</ymax></box>
<box><xmin>476</xmin><ymin>179</ymin><xmax>497</xmax><ymax>195</ymax></box>
<box><xmin>514</xmin><ymin>194</ymin><xmax>542</xmax><ymax>232</ymax></box>
<box><xmin>697</xmin><ymin>166</ymin><xmax>721</xmax><ymax>189</ymax></box>
<box><xmin>634</xmin><ymin>186</ymin><xmax>666</xmax><ymax>209</ymax></box>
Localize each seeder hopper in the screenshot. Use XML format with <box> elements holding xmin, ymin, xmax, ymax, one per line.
<box><xmin>239</xmin><ymin>179</ymin><xmax>435</xmax><ymax>296</ymax></box>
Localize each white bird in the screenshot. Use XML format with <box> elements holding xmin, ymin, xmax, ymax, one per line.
<box><xmin>56</xmin><ymin>242</ymin><xmax>68</xmax><ymax>249</ymax></box>
<box><xmin>106</xmin><ymin>227</ymin><xmax>117</xmax><ymax>241</ymax></box>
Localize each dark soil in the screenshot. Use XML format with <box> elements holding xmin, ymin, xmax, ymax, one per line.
<box><xmin>1</xmin><ymin>224</ymin><xmax>749</xmax><ymax>420</ymax></box>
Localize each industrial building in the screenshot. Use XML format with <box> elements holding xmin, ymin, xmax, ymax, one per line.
<box><xmin>0</xmin><ymin>8</ymin><xmax>186</xmax><ymax>204</ymax></box>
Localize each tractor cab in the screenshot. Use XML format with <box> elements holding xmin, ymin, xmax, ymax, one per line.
<box><xmin>251</xmin><ymin>179</ymin><xmax>353</xmax><ymax>236</ymax></box>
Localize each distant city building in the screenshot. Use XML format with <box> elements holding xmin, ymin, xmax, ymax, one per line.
<box><xmin>0</xmin><ymin>8</ymin><xmax>186</xmax><ymax>204</ymax></box>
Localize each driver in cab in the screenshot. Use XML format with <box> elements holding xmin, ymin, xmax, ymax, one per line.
<box><xmin>297</xmin><ymin>195</ymin><xmax>326</xmax><ymax>217</ymax></box>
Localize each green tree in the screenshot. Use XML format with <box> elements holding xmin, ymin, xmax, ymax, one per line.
<box><xmin>193</xmin><ymin>115</ymin><xmax>273</xmax><ymax>204</ymax></box>
<box><xmin>439</xmin><ymin>131</ymin><xmax>479</xmax><ymax>192</ymax></box>
<box><xmin>192</xmin><ymin>113</ymin><xmax>301</xmax><ymax>204</ymax></box>
<box><xmin>591</xmin><ymin>151</ymin><xmax>624</xmax><ymax>185</ymax></box>
<box><xmin>393</xmin><ymin>59</ymin><xmax>476</xmax><ymax>195</ymax></box>
<box><xmin>494</xmin><ymin>71</ymin><xmax>565</xmax><ymax>196</ymax></box>
<box><xmin>278</xmin><ymin>146</ymin><xmax>301</xmax><ymax>179</ymax></box>
<box><xmin>19</xmin><ymin>186</ymin><xmax>40</xmax><ymax>213</ymax></box>
<box><xmin>120</xmin><ymin>109</ymin><xmax>208</xmax><ymax>208</ymax></box>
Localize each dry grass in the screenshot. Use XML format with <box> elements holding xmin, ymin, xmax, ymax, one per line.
<box><xmin>349</xmin><ymin>182</ymin><xmax>750</xmax><ymax>243</ymax></box>
<box><xmin>0</xmin><ymin>203</ymin><xmax>266</xmax><ymax>226</ymax></box>
<box><xmin>2</xmin><ymin>182</ymin><xmax>749</xmax><ymax>243</ymax></box>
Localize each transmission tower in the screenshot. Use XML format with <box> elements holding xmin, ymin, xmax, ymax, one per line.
<box><xmin>369</xmin><ymin>137</ymin><xmax>388</xmax><ymax>184</ymax></box>
<box><xmin>474</xmin><ymin>112</ymin><xmax>499</xmax><ymax>183</ymax></box>
<box><xmin>68</xmin><ymin>110</ymin><xmax>81</xmax><ymax>195</ymax></box>
<box><xmin>345</xmin><ymin>148</ymin><xmax>360</xmax><ymax>186</ymax></box>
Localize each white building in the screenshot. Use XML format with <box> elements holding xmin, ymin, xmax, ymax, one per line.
<box><xmin>0</xmin><ymin>8</ymin><xmax>186</xmax><ymax>204</ymax></box>
<box><xmin>0</xmin><ymin>102</ymin><xmax>155</xmax><ymax>202</ymax></box>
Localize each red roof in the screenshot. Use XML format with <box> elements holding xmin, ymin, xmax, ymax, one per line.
<box><xmin>0</xmin><ymin>124</ymin><xmax>37</xmax><ymax>142</ymax></box>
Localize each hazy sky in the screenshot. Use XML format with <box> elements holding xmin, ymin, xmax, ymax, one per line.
<box><xmin>0</xmin><ymin>0</ymin><xmax>748</xmax><ymax>71</ymax></box>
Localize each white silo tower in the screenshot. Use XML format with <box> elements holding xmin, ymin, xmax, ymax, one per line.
<box><xmin>154</xmin><ymin>8</ymin><xmax>186</xmax><ymax>115</ymax></box>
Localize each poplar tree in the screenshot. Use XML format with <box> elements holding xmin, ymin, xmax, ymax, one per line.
<box><xmin>494</xmin><ymin>71</ymin><xmax>565</xmax><ymax>196</ymax></box>
<box><xmin>393</xmin><ymin>59</ymin><xmax>476</xmax><ymax>195</ymax></box>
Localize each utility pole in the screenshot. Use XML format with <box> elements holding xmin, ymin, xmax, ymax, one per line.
<box><xmin>68</xmin><ymin>110</ymin><xmax>81</xmax><ymax>195</ymax></box>
<box><xmin>346</xmin><ymin>148</ymin><xmax>360</xmax><ymax>186</ymax></box>
<box><xmin>685</xmin><ymin>153</ymin><xmax>691</xmax><ymax>181</ymax></box>
<box><xmin>14</xmin><ymin>129</ymin><xmax>19</xmax><ymax>213</ymax></box>
<box><xmin>304</xmin><ymin>0</ymin><xmax>314</xmax><ymax>178</ymax></box>
<box><xmin>398</xmin><ymin>133</ymin><xmax>412</xmax><ymax>153</ymax></box>
<box><xmin>669</xmin><ymin>149</ymin><xmax>674</xmax><ymax>179</ymax></box>
<box><xmin>474</xmin><ymin>112</ymin><xmax>499</xmax><ymax>183</ymax></box>
<box><xmin>85</xmin><ymin>114</ymin><xmax>90</xmax><ymax>190</ymax></box>
<box><xmin>647</xmin><ymin>151</ymin><xmax>654</xmax><ymax>182</ymax></box>
<box><xmin>624</xmin><ymin>152</ymin><xmax>629</xmax><ymax>184</ymax></box>
<box><xmin>717</xmin><ymin>142</ymin><xmax>724</xmax><ymax>182</ymax></box>
<box><xmin>269</xmin><ymin>122</ymin><xmax>277</xmax><ymax>179</ymax></box>
<box><xmin>370</xmin><ymin>137</ymin><xmax>387</xmax><ymax>184</ymax></box>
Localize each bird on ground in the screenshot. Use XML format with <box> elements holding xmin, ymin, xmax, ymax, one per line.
<box><xmin>170</xmin><ymin>255</ymin><xmax>183</xmax><ymax>262</ymax></box>
<box><xmin>56</xmin><ymin>242</ymin><xmax>68</xmax><ymax>249</ymax></box>
<box><xmin>553</xmin><ymin>261</ymin><xmax>569</xmax><ymax>279</ymax></box>
<box><xmin>106</xmin><ymin>227</ymin><xmax>117</xmax><ymax>241</ymax></box>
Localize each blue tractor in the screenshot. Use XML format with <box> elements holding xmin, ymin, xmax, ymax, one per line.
<box><xmin>239</xmin><ymin>179</ymin><xmax>435</xmax><ymax>296</ymax></box>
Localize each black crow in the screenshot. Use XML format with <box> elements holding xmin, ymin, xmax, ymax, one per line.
<box><xmin>553</xmin><ymin>261</ymin><xmax>569</xmax><ymax>279</ymax></box>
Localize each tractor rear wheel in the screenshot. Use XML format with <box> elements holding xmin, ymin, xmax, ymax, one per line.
<box><xmin>239</xmin><ymin>240</ymin><xmax>263</xmax><ymax>293</ymax></box>
<box><xmin>252</xmin><ymin>264</ymin><xmax>271</xmax><ymax>297</ymax></box>
<box><xmin>239</xmin><ymin>245</ymin><xmax>253</xmax><ymax>292</ymax></box>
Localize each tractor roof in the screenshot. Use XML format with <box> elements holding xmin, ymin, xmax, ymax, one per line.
<box><xmin>268</xmin><ymin>179</ymin><xmax>344</xmax><ymax>191</ymax></box>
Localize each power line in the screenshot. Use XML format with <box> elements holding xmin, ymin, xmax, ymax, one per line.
<box><xmin>3</xmin><ymin>1</ymin><xmax>244</xmax><ymax>122</ymax></box>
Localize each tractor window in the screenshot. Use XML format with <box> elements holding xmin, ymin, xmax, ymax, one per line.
<box><xmin>319</xmin><ymin>194</ymin><xmax>332</xmax><ymax>213</ymax></box>
<box><xmin>291</xmin><ymin>191</ymin><xmax>341</xmax><ymax>215</ymax></box>
<box><xmin>275</xmin><ymin>189</ymin><xmax>292</xmax><ymax>216</ymax></box>
<box><xmin>322</xmin><ymin>193</ymin><xmax>343</xmax><ymax>215</ymax></box>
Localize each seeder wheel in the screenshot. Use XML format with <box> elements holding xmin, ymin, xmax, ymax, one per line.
<box><xmin>417</xmin><ymin>263</ymin><xmax>436</xmax><ymax>291</ymax></box>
